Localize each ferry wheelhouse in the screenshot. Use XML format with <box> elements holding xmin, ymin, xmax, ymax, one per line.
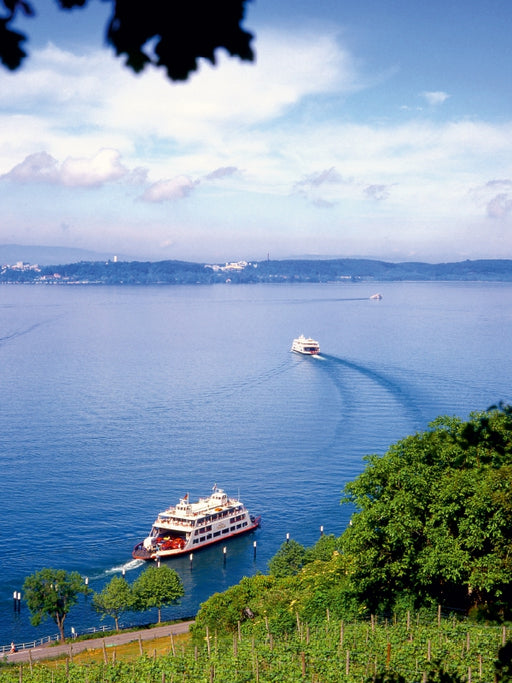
<box><xmin>132</xmin><ymin>487</ymin><xmax>261</xmax><ymax>560</ymax></box>
<box><xmin>291</xmin><ymin>335</ymin><xmax>320</xmax><ymax>355</ymax></box>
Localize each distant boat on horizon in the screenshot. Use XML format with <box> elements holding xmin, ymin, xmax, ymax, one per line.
<box><xmin>370</xmin><ymin>293</ymin><xmax>383</xmax><ymax>300</ymax></box>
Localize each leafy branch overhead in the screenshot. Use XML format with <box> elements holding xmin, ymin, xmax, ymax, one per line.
<box><xmin>0</xmin><ymin>0</ymin><xmax>255</xmax><ymax>79</ymax></box>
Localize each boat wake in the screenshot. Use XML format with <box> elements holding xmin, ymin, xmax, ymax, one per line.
<box><xmin>317</xmin><ymin>354</ymin><xmax>426</xmax><ymax>437</ymax></box>
<box><xmin>0</xmin><ymin>320</ymin><xmax>55</xmax><ymax>346</ymax></box>
<box><xmin>187</xmin><ymin>359</ymin><xmax>292</xmax><ymax>405</ymax></box>
<box><xmin>105</xmin><ymin>559</ymin><xmax>144</xmax><ymax>575</ymax></box>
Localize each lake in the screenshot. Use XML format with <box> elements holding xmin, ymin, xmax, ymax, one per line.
<box><xmin>1</xmin><ymin>281</ymin><xmax>511</xmax><ymax>646</ymax></box>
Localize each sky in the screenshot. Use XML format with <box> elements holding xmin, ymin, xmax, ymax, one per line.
<box><xmin>1</xmin><ymin>0</ymin><xmax>512</xmax><ymax>263</ymax></box>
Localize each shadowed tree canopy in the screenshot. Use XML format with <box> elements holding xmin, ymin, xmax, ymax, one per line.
<box><xmin>267</xmin><ymin>539</ymin><xmax>306</xmax><ymax>579</ymax></box>
<box><xmin>0</xmin><ymin>0</ymin><xmax>254</xmax><ymax>80</ymax></box>
<box><xmin>341</xmin><ymin>404</ymin><xmax>512</xmax><ymax>618</ymax></box>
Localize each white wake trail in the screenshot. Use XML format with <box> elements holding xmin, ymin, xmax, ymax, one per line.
<box><xmin>106</xmin><ymin>559</ymin><xmax>144</xmax><ymax>575</ymax></box>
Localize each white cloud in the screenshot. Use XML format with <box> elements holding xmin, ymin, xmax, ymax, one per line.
<box><xmin>469</xmin><ymin>179</ymin><xmax>512</xmax><ymax>219</ymax></box>
<box><xmin>365</xmin><ymin>184</ymin><xmax>391</xmax><ymax>201</ymax></box>
<box><xmin>1</xmin><ymin>151</ymin><xmax>59</xmax><ymax>183</ymax></box>
<box><xmin>1</xmin><ymin>149</ymin><xmax>130</xmax><ymax>187</ymax></box>
<box><xmin>0</xmin><ymin>28</ymin><xmax>356</xmax><ymax>158</ymax></box>
<box><xmin>204</xmin><ymin>166</ymin><xmax>240</xmax><ymax>181</ymax></box>
<box><xmin>487</xmin><ymin>193</ymin><xmax>512</xmax><ymax>218</ymax></box>
<box><xmin>295</xmin><ymin>167</ymin><xmax>346</xmax><ymax>189</ymax></box>
<box><xmin>60</xmin><ymin>149</ymin><xmax>128</xmax><ymax>187</ymax></box>
<box><xmin>420</xmin><ymin>91</ymin><xmax>450</xmax><ymax>106</ymax></box>
<box><xmin>140</xmin><ymin>176</ymin><xmax>198</xmax><ymax>202</ymax></box>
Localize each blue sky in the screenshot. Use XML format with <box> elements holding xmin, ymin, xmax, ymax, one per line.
<box><xmin>1</xmin><ymin>0</ymin><xmax>512</xmax><ymax>262</ymax></box>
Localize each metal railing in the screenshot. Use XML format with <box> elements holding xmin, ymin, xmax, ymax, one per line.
<box><xmin>1</xmin><ymin>625</ymin><xmax>111</xmax><ymax>655</ymax></box>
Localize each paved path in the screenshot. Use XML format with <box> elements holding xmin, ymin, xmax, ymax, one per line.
<box><xmin>5</xmin><ymin>621</ymin><xmax>194</xmax><ymax>664</ymax></box>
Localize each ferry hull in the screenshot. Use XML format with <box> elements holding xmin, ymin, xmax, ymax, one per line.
<box><xmin>133</xmin><ymin>516</ymin><xmax>261</xmax><ymax>561</ymax></box>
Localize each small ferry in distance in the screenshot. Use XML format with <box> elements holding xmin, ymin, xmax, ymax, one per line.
<box><xmin>132</xmin><ymin>486</ymin><xmax>261</xmax><ymax>561</ymax></box>
<box><xmin>291</xmin><ymin>335</ymin><xmax>320</xmax><ymax>355</ymax></box>
<box><xmin>369</xmin><ymin>293</ymin><xmax>383</xmax><ymax>300</ymax></box>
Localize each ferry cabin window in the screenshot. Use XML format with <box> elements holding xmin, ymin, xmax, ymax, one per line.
<box><xmin>222</xmin><ymin>528</ymin><xmax>229</xmax><ymax>534</ymax></box>
<box><xmin>213</xmin><ymin>531</ymin><xmax>221</xmax><ymax>537</ymax></box>
<box><xmin>206</xmin><ymin>534</ymin><xmax>212</xmax><ymax>540</ymax></box>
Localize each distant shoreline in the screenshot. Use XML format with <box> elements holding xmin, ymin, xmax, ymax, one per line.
<box><xmin>2</xmin><ymin>257</ymin><xmax>512</xmax><ymax>285</ymax></box>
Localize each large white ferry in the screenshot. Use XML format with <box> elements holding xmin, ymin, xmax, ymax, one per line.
<box><xmin>132</xmin><ymin>487</ymin><xmax>261</xmax><ymax>560</ymax></box>
<box><xmin>291</xmin><ymin>335</ymin><xmax>320</xmax><ymax>355</ymax></box>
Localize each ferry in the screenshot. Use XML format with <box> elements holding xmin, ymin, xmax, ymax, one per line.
<box><xmin>291</xmin><ymin>335</ymin><xmax>320</xmax><ymax>355</ymax></box>
<box><xmin>132</xmin><ymin>486</ymin><xmax>261</xmax><ymax>560</ymax></box>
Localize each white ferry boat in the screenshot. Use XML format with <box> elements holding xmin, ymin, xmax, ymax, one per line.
<box><xmin>291</xmin><ymin>335</ymin><xmax>320</xmax><ymax>355</ymax></box>
<box><xmin>132</xmin><ymin>486</ymin><xmax>261</xmax><ymax>560</ymax></box>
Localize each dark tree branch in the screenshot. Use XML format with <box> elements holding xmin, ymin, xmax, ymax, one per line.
<box><xmin>0</xmin><ymin>0</ymin><xmax>255</xmax><ymax>80</ymax></box>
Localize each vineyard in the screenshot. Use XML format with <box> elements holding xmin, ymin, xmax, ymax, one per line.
<box><xmin>1</xmin><ymin>614</ymin><xmax>510</xmax><ymax>682</ymax></box>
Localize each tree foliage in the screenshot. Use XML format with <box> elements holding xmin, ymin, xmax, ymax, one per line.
<box><xmin>92</xmin><ymin>575</ymin><xmax>134</xmax><ymax>632</ymax></box>
<box><xmin>132</xmin><ymin>564</ymin><xmax>184</xmax><ymax>623</ymax></box>
<box><xmin>193</xmin><ymin>574</ymin><xmax>276</xmax><ymax>635</ymax></box>
<box><xmin>23</xmin><ymin>567</ymin><xmax>90</xmax><ymax>641</ymax></box>
<box><xmin>193</xmin><ymin>539</ymin><xmax>357</xmax><ymax>639</ymax></box>
<box><xmin>0</xmin><ymin>0</ymin><xmax>254</xmax><ymax>80</ymax></box>
<box><xmin>268</xmin><ymin>539</ymin><xmax>306</xmax><ymax>579</ymax></box>
<box><xmin>341</xmin><ymin>406</ymin><xmax>512</xmax><ymax>616</ymax></box>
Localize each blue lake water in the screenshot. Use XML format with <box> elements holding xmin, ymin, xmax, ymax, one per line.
<box><xmin>1</xmin><ymin>281</ymin><xmax>512</xmax><ymax>646</ymax></box>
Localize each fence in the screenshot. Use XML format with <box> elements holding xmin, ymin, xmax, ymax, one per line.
<box><xmin>1</xmin><ymin>624</ymin><xmax>111</xmax><ymax>655</ymax></box>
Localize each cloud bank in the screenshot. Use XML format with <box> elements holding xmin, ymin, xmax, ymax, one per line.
<box><xmin>1</xmin><ymin>24</ymin><xmax>511</xmax><ymax>260</ymax></box>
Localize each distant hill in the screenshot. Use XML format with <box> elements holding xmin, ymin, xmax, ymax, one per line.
<box><xmin>0</xmin><ymin>244</ymin><xmax>129</xmax><ymax>266</ymax></box>
<box><xmin>2</xmin><ymin>256</ymin><xmax>512</xmax><ymax>284</ymax></box>
<box><xmin>257</xmin><ymin>258</ymin><xmax>512</xmax><ymax>281</ymax></box>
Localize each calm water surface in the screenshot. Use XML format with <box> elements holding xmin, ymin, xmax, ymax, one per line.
<box><xmin>1</xmin><ymin>281</ymin><xmax>511</xmax><ymax>645</ymax></box>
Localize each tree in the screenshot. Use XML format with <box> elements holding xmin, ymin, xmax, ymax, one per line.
<box><xmin>0</xmin><ymin>0</ymin><xmax>254</xmax><ymax>80</ymax></box>
<box><xmin>303</xmin><ymin>533</ymin><xmax>341</xmax><ymax>563</ymax></box>
<box><xmin>23</xmin><ymin>568</ymin><xmax>90</xmax><ymax>641</ymax></box>
<box><xmin>268</xmin><ymin>539</ymin><xmax>306</xmax><ymax>578</ymax></box>
<box><xmin>132</xmin><ymin>564</ymin><xmax>184</xmax><ymax>623</ymax></box>
<box><xmin>192</xmin><ymin>574</ymin><xmax>275</xmax><ymax>636</ymax></box>
<box><xmin>341</xmin><ymin>405</ymin><xmax>512</xmax><ymax>616</ymax></box>
<box><xmin>92</xmin><ymin>575</ymin><xmax>134</xmax><ymax>632</ymax></box>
